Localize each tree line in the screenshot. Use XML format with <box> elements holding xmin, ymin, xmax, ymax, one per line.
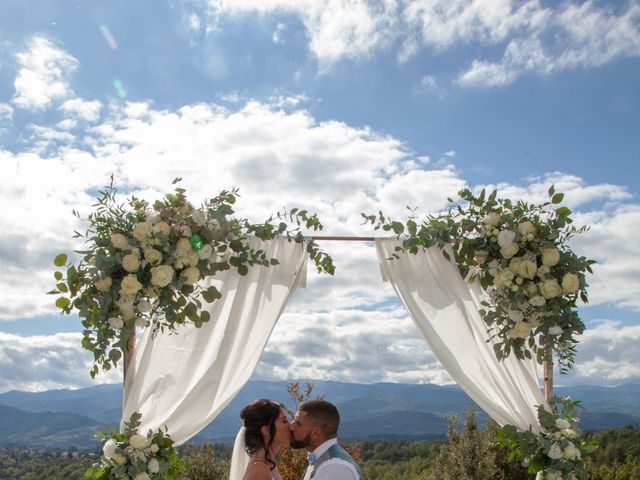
<box><xmin>2</xmin><ymin>418</ymin><xmax>639</xmax><ymax>480</ymax></box>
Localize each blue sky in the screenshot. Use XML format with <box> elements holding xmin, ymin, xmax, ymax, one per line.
<box><xmin>0</xmin><ymin>0</ymin><xmax>639</xmax><ymax>393</ymax></box>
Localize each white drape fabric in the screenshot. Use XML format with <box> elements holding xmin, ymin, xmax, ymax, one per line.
<box><xmin>229</xmin><ymin>427</ymin><xmax>250</xmax><ymax>480</ymax></box>
<box><xmin>376</xmin><ymin>238</ymin><xmax>546</xmax><ymax>432</ymax></box>
<box><xmin>122</xmin><ymin>237</ymin><xmax>308</xmax><ymax>445</ymax></box>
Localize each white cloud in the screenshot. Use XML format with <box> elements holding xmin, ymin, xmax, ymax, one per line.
<box><xmin>560</xmin><ymin>321</ymin><xmax>640</xmax><ymax>385</ymax></box>
<box><xmin>197</xmin><ymin>1</ymin><xmax>640</xmax><ymax>84</ymax></box>
<box><xmin>1</xmin><ymin>96</ymin><xmax>638</xmax><ymax>391</ymax></box>
<box><xmin>0</xmin><ymin>332</ymin><xmax>121</xmax><ymax>392</ymax></box>
<box><xmin>12</xmin><ymin>36</ymin><xmax>78</xmax><ymax>110</ymax></box>
<box><xmin>60</xmin><ymin>98</ymin><xmax>103</xmax><ymax>122</ymax></box>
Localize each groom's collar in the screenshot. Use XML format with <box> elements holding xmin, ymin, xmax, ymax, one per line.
<box><xmin>310</xmin><ymin>437</ymin><xmax>338</xmax><ymax>459</ymax></box>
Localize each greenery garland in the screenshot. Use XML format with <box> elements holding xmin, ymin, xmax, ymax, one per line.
<box><xmin>50</xmin><ymin>178</ymin><xmax>334</xmax><ymax>378</ymax></box>
<box><xmin>363</xmin><ymin>185</ymin><xmax>594</xmax><ymax>372</ymax></box>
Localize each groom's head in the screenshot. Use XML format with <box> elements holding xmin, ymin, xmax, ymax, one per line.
<box><xmin>290</xmin><ymin>400</ymin><xmax>340</xmax><ymax>451</ymax></box>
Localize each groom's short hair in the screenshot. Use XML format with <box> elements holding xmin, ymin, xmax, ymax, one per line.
<box><xmin>299</xmin><ymin>400</ymin><xmax>340</xmax><ymax>438</ymax></box>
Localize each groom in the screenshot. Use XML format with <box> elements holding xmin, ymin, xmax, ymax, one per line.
<box><xmin>289</xmin><ymin>399</ymin><xmax>363</xmax><ymax>480</ymax></box>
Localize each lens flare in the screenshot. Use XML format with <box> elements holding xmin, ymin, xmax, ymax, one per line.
<box><xmin>99</xmin><ymin>25</ymin><xmax>118</xmax><ymax>50</ymax></box>
<box><xmin>113</xmin><ymin>79</ymin><xmax>127</xmax><ymax>98</ymax></box>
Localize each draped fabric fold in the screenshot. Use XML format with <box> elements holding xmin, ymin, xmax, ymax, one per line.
<box><xmin>122</xmin><ymin>237</ymin><xmax>308</xmax><ymax>445</ymax></box>
<box><xmin>376</xmin><ymin>238</ymin><xmax>546</xmax><ymax>432</ymax></box>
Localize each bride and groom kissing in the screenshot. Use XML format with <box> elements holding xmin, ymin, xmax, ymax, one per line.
<box><xmin>237</xmin><ymin>398</ymin><xmax>363</xmax><ymax>480</ymax></box>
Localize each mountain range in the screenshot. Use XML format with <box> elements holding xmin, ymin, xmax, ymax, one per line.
<box><xmin>1</xmin><ymin>380</ymin><xmax>639</xmax><ymax>448</ymax></box>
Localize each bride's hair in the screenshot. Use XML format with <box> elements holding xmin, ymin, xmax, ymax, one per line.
<box><xmin>240</xmin><ymin>399</ymin><xmax>284</xmax><ymax>470</ymax></box>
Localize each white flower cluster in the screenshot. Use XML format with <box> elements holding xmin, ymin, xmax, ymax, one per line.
<box><xmin>101</xmin><ymin>432</ymin><xmax>164</xmax><ymax>479</ymax></box>
<box><xmin>479</xmin><ymin>214</ymin><xmax>581</xmax><ymax>342</ymax></box>
<box><xmin>94</xmin><ymin>205</ymin><xmax>223</xmax><ymax>331</ymax></box>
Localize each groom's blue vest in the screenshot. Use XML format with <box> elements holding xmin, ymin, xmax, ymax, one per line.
<box><xmin>309</xmin><ymin>443</ymin><xmax>363</xmax><ymax>480</ymax></box>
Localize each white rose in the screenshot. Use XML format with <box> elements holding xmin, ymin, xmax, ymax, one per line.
<box><xmin>122</xmin><ymin>254</ymin><xmax>140</xmax><ymax>272</ymax></box>
<box><xmin>510</xmin><ymin>321</ymin><xmax>532</xmax><ymax>339</ymax></box>
<box><xmin>545</xmin><ymin>471</ymin><xmax>563</xmax><ymax>480</ymax></box>
<box><xmin>500</xmin><ymin>242</ymin><xmax>519</xmax><ymax>259</ymax></box>
<box><xmin>108</xmin><ymin>317</ymin><xmax>124</xmax><ymax>329</ymax></box>
<box><xmin>529</xmin><ymin>295</ymin><xmax>546</xmax><ymax>307</ymax></box>
<box><xmin>192</xmin><ymin>210</ymin><xmax>207</xmax><ymax>226</ymax></box>
<box><xmin>150</xmin><ymin>444</ymin><xmax>159</xmax><ymax>453</ymax></box>
<box><xmin>144</xmin><ymin>247</ymin><xmax>163</xmax><ymax>266</ymax></box>
<box><xmin>129</xmin><ymin>433</ymin><xmax>151</xmax><ymax>450</ymax></box>
<box><xmin>542</xmin><ymin>247</ymin><xmax>560</xmax><ymax>266</ymax></box>
<box><xmin>133</xmin><ymin>473</ymin><xmax>151</xmax><ymax>480</ymax></box>
<box><xmin>487</xmin><ymin>259</ymin><xmax>500</xmax><ymax>276</ymax></box>
<box><xmin>147</xmin><ymin>213</ymin><xmax>160</xmax><ymax>224</ymax></box>
<box><xmin>563</xmin><ymin>441</ymin><xmax>580</xmax><ymax>460</ymax></box>
<box><xmin>529</xmin><ymin>317</ymin><xmax>543</xmax><ymax>327</ymax></box>
<box><xmin>135</xmin><ymin>317</ymin><xmax>148</xmax><ymax>328</ymax></box>
<box><xmin>153</xmin><ymin>221</ymin><xmax>171</xmax><ymax>236</ymax></box>
<box><xmin>199</xmin><ymin>243</ymin><xmax>213</xmax><ymax>260</ymax></box>
<box><xmin>555</xmin><ymin>418</ymin><xmax>571</xmax><ymax>429</ymax></box>
<box><xmin>113</xmin><ymin>453</ymin><xmax>127</xmax><ymax>465</ymax></box>
<box><xmin>509</xmin><ymin>257</ymin><xmax>523</xmax><ymax>274</ymax></box>
<box><xmin>151</xmin><ymin>265</ymin><xmax>174</xmax><ymax>287</ymax></box>
<box><xmin>137</xmin><ymin>300</ymin><xmax>152</xmax><ymax>313</ymax></box>
<box><xmin>497</xmin><ymin>229</ymin><xmax>516</xmax><ymax>247</ymax></box>
<box><xmin>179</xmin><ymin>225</ymin><xmax>192</xmax><ymax>237</ymax></box>
<box><xmin>181</xmin><ymin>266</ymin><xmax>200</xmax><ymax>284</ymax></box>
<box><xmin>176</xmin><ymin>237</ymin><xmax>192</xmax><ymax>255</ymax></box>
<box><xmin>111</xmin><ymin>233</ymin><xmax>128</xmax><ymax>249</ymax></box>
<box><xmin>121</xmin><ymin>274</ymin><xmax>143</xmax><ymax>296</ymax></box>
<box><xmin>519</xmin><ymin>259</ymin><xmax>537</xmax><ymax>280</ymax></box>
<box><xmin>119</xmin><ymin>304</ymin><xmax>135</xmax><ymax>320</ymax></box>
<box><xmin>518</xmin><ymin>221</ymin><xmax>536</xmax><ymax>237</ymax></box>
<box><xmin>540</xmin><ymin>278</ymin><xmax>562</xmax><ymax>298</ymax></box>
<box><xmin>561</xmin><ymin>273</ymin><xmax>580</xmax><ymax>293</ymax></box>
<box><xmin>525</xmin><ymin>282</ymin><xmax>538</xmax><ymax>297</ymax></box>
<box><xmin>537</xmin><ymin>265</ymin><xmax>550</xmax><ymax>277</ymax></box>
<box><xmin>184</xmin><ymin>250</ymin><xmax>200</xmax><ymax>267</ymax></box>
<box><xmin>483</xmin><ymin>212</ymin><xmax>501</xmax><ymax>226</ymax></box>
<box><xmin>564</xmin><ymin>428</ymin><xmax>579</xmax><ymax>439</ymax></box>
<box><xmin>496</xmin><ymin>269</ymin><xmax>515</xmax><ymax>287</ymax></box>
<box><xmin>548</xmin><ymin>325</ymin><xmax>564</xmax><ymax>336</ymax></box>
<box><xmin>132</xmin><ymin>221</ymin><xmax>153</xmax><ymax>242</ymax></box>
<box><xmin>147</xmin><ymin>457</ymin><xmax>160</xmax><ymax>474</ymax></box>
<box><xmin>508</xmin><ymin>309</ymin><xmax>524</xmax><ymax>322</ymax></box>
<box><xmin>102</xmin><ymin>439</ymin><xmax>118</xmax><ymax>459</ymax></box>
<box><xmin>95</xmin><ymin>276</ymin><xmax>113</xmax><ymax>292</ymax></box>
<box><xmin>547</xmin><ymin>443</ymin><xmax>563</xmax><ymax>460</ymax></box>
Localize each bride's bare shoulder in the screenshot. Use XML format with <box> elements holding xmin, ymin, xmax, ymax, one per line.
<box><xmin>242</xmin><ymin>461</ymin><xmax>274</xmax><ymax>480</ymax></box>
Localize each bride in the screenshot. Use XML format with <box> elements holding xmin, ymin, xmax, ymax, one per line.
<box><xmin>230</xmin><ymin>399</ymin><xmax>292</xmax><ymax>480</ymax></box>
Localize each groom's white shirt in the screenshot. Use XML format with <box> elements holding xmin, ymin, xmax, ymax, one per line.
<box><xmin>302</xmin><ymin>438</ymin><xmax>359</xmax><ymax>480</ymax></box>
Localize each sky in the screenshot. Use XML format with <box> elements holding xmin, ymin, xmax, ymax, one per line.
<box><xmin>0</xmin><ymin>0</ymin><xmax>639</xmax><ymax>394</ymax></box>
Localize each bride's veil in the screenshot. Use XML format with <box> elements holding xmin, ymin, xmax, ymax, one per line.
<box><xmin>229</xmin><ymin>426</ymin><xmax>250</xmax><ymax>480</ymax></box>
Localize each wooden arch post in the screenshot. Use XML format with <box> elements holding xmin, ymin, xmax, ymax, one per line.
<box><xmin>123</xmin><ymin>324</ymin><xmax>136</xmax><ymax>382</ymax></box>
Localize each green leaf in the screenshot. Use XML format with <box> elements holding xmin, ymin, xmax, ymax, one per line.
<box><xmin>200</xmin><ymin>310</ymin><xmax>211</xmax><ymax>323</ymax></box>
<box><xmin>202</xmin><ymin>286</ymin><xmax>222</xmax><ymax>303</ymax></box>
<box><xmin>55</xmin><ymin>297</ymin><xmax>70</xmax><ymax>309</ymax></box>
<box><xmin>237</xmin><ymin>264</ymin><xmax>249</xmax><ymax>276</ymax></box>
<box><xmin>108</xmin><ymin>349</ymin><xmax>122</xmax><ymax>363</ymax></box>
<box><xmin>556</xmin><ymin>206</ymin><xmax>572</xmax><ymax>216</ymax></box>
<box><xmin>54</xmin><ymin>271</ymin><xmax>63</xmax><ymax>281</ymax></box>
<box><xmin>551</xmin><ymin>192</ymin><xmax>564</xmax><ymax>204</ymax></box>
<box><xmin>54</xmin><ymin>253</ymin><xmax>68</xmax><ymax>267</ymax></box>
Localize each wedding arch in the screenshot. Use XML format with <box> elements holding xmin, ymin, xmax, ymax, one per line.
<box><xmin>52</xmin><ymin>182</ymin><xmax>595</xmax><ymax>480</ymax></box>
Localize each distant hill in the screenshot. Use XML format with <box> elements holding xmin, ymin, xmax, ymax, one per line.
<box><xmin>0</xmin><ymin>380</ymin><xmax>638</xmax><ymax>448</ymax></box>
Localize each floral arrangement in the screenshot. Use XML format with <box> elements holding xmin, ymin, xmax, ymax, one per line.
<box><xmin>86</xmin><ymin>412</ymin><xmax>186</xmax><ymax>480</ymax></box>
<box><xmin>498</xmin><ymin>397</ymin><xmax>597</xmax><ymax>480</ymax></box>
<box><xmin>51</xmin><ymin>178</ymin><xmax>334</xmax><ymax>377</ymax></box>
<box><xmin>363</xmin><ymin>186</ymin><xmax>594</xmax><ymax>370</ymax></box>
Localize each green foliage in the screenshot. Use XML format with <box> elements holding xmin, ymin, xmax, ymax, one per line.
<box><xmin>86</xmin><ymin>411</ymin><xmax>186</xmax><ymax>480</ymax></box>
<box><xmin>498</xmin><ymin>396</ymin><xmax>597</xmax><ymax>480</ymax></box>
<box><xmin>419</xmin><ymin>410</ymin><xmax>532</xmax><ymax>480</ymax></box>
<box><xmin>176</xmin><ymin>442</ymin><xmax>230</xmax><ymax>480</ymax></box>
<box><xmin>50</xmin><ymin>178</ymin><xmax>334</xmax><ymax>377</ymax></box>
<box><xmin>363</xmin><ymin>185</ymin><xmax>594</xmax><ymax>372</ymax></box>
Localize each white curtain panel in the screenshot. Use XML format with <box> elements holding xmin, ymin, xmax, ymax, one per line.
<box><xmin>122</xmin><ymin>237</ymin><xmax>308</xmax><ymax>445</ymax></box>
<box><xmin>376</xmin><ymin>238</ymin><xmax>546</xmax><ymax>432</ymax></box>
